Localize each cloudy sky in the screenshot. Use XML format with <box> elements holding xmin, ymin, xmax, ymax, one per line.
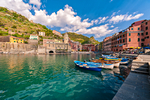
<box><xmin>0</xmin><ymin>0</ymin><xmax>150</xmax><ymax>41</ymax></box>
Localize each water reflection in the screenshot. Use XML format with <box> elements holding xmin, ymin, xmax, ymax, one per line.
<box><xmin>0</xmin><ymin>54</ymin><xmax>130</xmax><ymax>100</ymax></box>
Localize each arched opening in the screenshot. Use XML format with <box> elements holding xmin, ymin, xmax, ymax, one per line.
<box><xmin>49</xmin><ymin>51</ymin><xmax>54</xmax><ymax>53</ymax></box>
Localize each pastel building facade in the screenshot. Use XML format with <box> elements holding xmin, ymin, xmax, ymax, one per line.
<box><xmin>43</xmin><ymin>33</ymin><xmax>71</xmax><ymax>53</ymax></box>
<box><xmin>0</xmin><ymin>36</ymin><xmax>24</xmax><ymax>43</ymax></box>
<box><xmin>39</xmin><ymin>32</ymin><xmax>45</xmax><ymax>36</ymax></box>
<box><xmin>68</xmin><ymin>40</ymin><xmax>82</xmax><ymax>51</ymax></box>
<box><xmin>103</xmin><ymin>20</ymin><xmax>150</xmax><ymax>52</ymax></box>
<box><xmin>52</xmin><ymin>30</ymin><xmax>62</xmax><ymax>37</ymax></box>
<box><xmin>82</xmin><ymin>44</ymin><xmax>95</xmax><ymax>51</ymax></box>
<box><xmin>103</xmin><ymin>36</ymin><xmax>112</xmax><ymax>52</ymax></box>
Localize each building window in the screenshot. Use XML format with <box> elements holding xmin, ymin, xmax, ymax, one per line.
<box><xmin>118</xmin><ymin>41</ymin><xmax>119</xmax><ymax>43</ymax></box>
<box><xmin>123</xmin><ymin>35</ymin><xmax>125</xmax><ymax>37</ymax></box>
<box><xmin>146</xmin><ymin>32</ymin><xmax>148</xmax><ymax>35</ymax></box>
<box><xmin>131</xmin><ymin>28</ymin><xmax>133</xmax><ymax>30</ymax></box>
<box><xmin>138</xmin><ymin>27</ymin><xmax>140</xmax><ymax>30</ymax></box>
<box><xmin>123</xmin><ymin>39</ymin><xmax>125</xmax><ymax>42</ymax></box>
<box><xmin>146</xmin><ymin>22</ymin><xmax>147</xmax><ymax>25</ymax></box>
<box><xmin>49</xmin><ymin>44</ymin><xmax>50</xmax><ymax>47</ymax></box>
<box><xmin>146</xmin><ymin>27</ymin><xmax>148</xmax><ymax>30</ymax></box>
<box><xmin>14</xmin><ymin>41</ymin><xmax>15</xmax><ymax>42</ymax></box>
<box><xmin>147</xmin><ymin>36</ymin><xmax>149</xmax><ymax>39</ymax></box>
<box><xmin>141</xmin><ymin>43</ymin><xmax>144</xmax><ymax>47</ymax></box>
<box><xmin>129</xmin><ymin>38</ymin><xmax>131</xmax><ymax>42</ymax></box>
<box><xmin>120</xmin><ymin>40</ymin><xmax>122</xmax><ymax>43</ymax></box>
<box><xmin>141</xmin><ymin>39</ymin><xmax>145</xmax><ymax>41</ymax></box>
<box><xmin>138</xmin><ymin>33</ymin><xmax>140</xmax><ymax>36</ymax></box>
<box><xmin>141</xmin><ymin>33</ymin><xmax>144</xmax><ymax>36</ymax></box>
<box><xmin>129</xmin><ymin>33</ymin><xmax>131</xmax><ymax>36</ymax></box>
<box><xmin>138</xmin><ymin>38</ymin><xmax>140</xmax><ymax>42</ymax></box>
<box><xmin>120</xmin><ymin>36</ymin><xmax>122</xmax><ymax>38</ymax></box>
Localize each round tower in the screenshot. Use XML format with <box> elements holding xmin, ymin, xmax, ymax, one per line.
<box><xmin>64</xmin><ymin>33</ymin><xmax>69</xmax><ymax>43</ymax></box>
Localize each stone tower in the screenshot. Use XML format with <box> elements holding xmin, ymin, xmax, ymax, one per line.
<box><xmin>64</xmin><ymin>33</ymin><xmax>69</xmax><ymax>43</ymax></box>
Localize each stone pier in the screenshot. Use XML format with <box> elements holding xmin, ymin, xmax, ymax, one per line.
<box><xmin>113</xmin><ymin>55</ymin><xmax>150</xmax><ymax>100</ymax></box>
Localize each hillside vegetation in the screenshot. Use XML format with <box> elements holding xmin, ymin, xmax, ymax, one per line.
<box><xmin>0</xmin><ymin>7</ymin><xmax>100</xmax><ymax>45</ymax></box>
<box><xmin>64</xmin><ymin>32</ymin><xmax>100</xmax><ymax>45</ymax></box>
<box><xmin>0</xmin><ymin>7</ymin><xmax>62</xmax><ymax>40</ymax></box>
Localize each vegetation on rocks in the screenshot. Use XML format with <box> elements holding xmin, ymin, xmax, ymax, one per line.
<box><xmin>63</xmin><ymin>32</ymin><xmax>100</xmax><ymax>45</ymax></box>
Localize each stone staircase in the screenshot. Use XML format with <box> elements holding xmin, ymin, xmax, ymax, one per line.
<box><xmin>131</xmin><ymin>61</ymin><xmax>149</xmax><ymax>75</ymax></box>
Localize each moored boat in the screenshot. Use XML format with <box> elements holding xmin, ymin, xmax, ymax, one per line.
<box><xmin>120</xmin><ymin>58</ymin><xmax>129</xmax><ymax>64</ymax></box>
<box><xmin>74</xmin><ymin>61</ymin><xmax>102</xmax><ymax>71</ymax></box>
<box><xmin>103</xmin><ymin>63</ymin><xmax>114</xmax><ymax>69</ymax></box>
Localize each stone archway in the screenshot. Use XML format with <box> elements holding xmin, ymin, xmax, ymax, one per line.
<box><xmin>49</xmin><ymin>50</ymin><xmax>54</xmax><ymax>53</ymax></box>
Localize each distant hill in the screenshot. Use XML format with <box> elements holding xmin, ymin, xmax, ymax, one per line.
<box><xmin>0</xmin><ymin>7</ymin><xmax>100</xmax><ymax>45</ymax></box>
<box><xmin>63</xmin><ymin>32</ymin><xmax>100</xmax><ymax>45</ymax></box>
<box><xmin>0</xmin><ymin>7</ymin><xmax>62</xmax><ymax>40</ymax></box>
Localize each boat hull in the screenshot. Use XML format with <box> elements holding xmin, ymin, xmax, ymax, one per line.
<box><xmin>120</xmin><ymin>60</ymin><xmax>129</xmax><ymax>64</ymax></box>
<box><xmin>74</xmin><ymin>61</ymin><xmax>102</xmax><ymax>71</ymax></box>
<box><xmin>113</xmin><ymin>62</ymin><xmax>120</xmax><ymax>67</ymax></box>
<box><xmin>103</xmin><ymin>63</ymin><xmax>114</xmax><ymax>69</ymax></box>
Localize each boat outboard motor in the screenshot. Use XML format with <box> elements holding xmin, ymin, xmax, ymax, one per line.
<box><xmin>89</xmin><ymin>59</ymin><xmax>92</xmax><ymax>62</ymax></box>
<box><xmin>84</xmin><ymin>60</ymin><xmax>87</xmax><ymax>63</ymax></box>
<box><xmin>92</xmin><ymin>58</ymin><xmax>94</xmax><ymax>60</ymax></box>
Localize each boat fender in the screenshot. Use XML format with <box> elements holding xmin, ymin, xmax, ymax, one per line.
<box><xmin>79</xmin><ymin>65</ymin><xmax>83</xmax><ymax>67</ymax></box>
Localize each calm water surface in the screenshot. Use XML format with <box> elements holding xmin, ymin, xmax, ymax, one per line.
<box><xmin>0</xmin><ymin>54</ymin><xmax>129</xmax><ymax>100</ymax></box>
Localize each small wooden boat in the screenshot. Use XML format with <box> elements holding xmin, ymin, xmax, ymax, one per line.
<box><xmin>120</xmin><ymin>58</ymin><xmax>129</xmax><ymax>64</ymax></box>
<box><xmin>74</xmin><ymin>61</ymin><xmax>102</xmax><ymax>71</ymax></box>
<box><xmin>91</xmin><ymin>59</ymin><xmax>118</xmax><ymax>68</ymax></box>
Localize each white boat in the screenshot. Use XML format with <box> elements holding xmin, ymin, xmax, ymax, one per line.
<box><xmin>113</xmin><ymin>62</ymin><xmax>120</xmax><ymax>67</ymax></box>
<box><xmin>102</xmin><ymin>63</ymin><xmax>114</xmax><ymax>69</ymax></box>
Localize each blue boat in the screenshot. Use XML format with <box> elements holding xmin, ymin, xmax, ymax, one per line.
<box><xmin>74</xmin><ymin>61</ymin><xmax>102</xmax><ymax>71</ymax></box>
<box><xmin>120</xmin><ymin>58</ymin><xmax>129</xmax><ymax>64</ymax></box>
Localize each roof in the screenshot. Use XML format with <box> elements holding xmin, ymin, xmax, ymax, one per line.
<box><xmin>132</xmin><ymin>20</ymin><xmax>145</xmax><ymax>26</ymax></box>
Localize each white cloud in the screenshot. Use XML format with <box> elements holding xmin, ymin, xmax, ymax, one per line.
<box><xmin>0</xmin><ymin>0</ymin><xmax>144</xmax><ymax>39</ymax></box>
<box><xmin>30</xmin><ymin>4</ymin><xmax>94</xmax><ymax>32</ymax></box>
<box><xmin>0</xmin><ymin>0</ymin><xmax>32</xmax><ymax>18</ymax></box>
<box><xmin>109</xmin><ymin>13</ymin><xmax>144</xmax><ymax>24</ymax></box>
<box><xmin>111</xmin><ymin>25</ymin><xmax>114</xmax><ymax>28</ymax></box>
<box><xmin>29</xmin><ymin>0</ymin><xmax>41</xmax><ymax>8</ymax></box>
<box><xmin>125</xmin><ymin>13</ymin><xmax>144</xmax><ymax>21</ymax></box>
<box><xmin>76</xmin><ymin>24</ymin><xmax>118</xmax><ymax>38</ymax></box>
<box><xmin>110</xmin><ymin>0</ymin><xmax>113</xmax><ymax>2</ymax></box>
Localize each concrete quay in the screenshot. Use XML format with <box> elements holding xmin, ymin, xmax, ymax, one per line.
<box><xmin>113</xmin><ymin>55</ymin><xmax>150</xmax><ymax>100</ymax></box>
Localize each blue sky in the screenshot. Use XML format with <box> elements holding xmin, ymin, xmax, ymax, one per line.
<box><xmin>0</xmin><ymin>0</ymin><xmax>150</xmax><ymax>42</ymax></box>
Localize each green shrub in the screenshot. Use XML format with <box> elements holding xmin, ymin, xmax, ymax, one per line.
<box><xmin>24</xmin><ymin>41</ymin><xmax>28</xmax><ymax>44</ymax></box>
<box><xmin>0</xmin><ymin>7</ymin><xmax>8</xmax><ymax>12</ymax></box>
<box><xmin>4</xmin><ymin>27</ymin><xmax>8</xmax><ymax>30</ymax></box>
<box><xmin>11</xmin><ymin>25</ymin><xmax>17</xmax><ymax>29</ymax></box>
<box><xmin>0</xmin><ymin>30</ymin><xmax>8</xmax><ymax>36</ymax></box>
<box><xmin>24</xmin><ymin>35</ymin><xmax>30</xmax><ymax>39</ymax></box>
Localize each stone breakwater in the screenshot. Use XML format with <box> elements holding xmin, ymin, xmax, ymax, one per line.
<box><xmin>113</xmin><ymin>55</ymin><xmax>150</xmax><ymax>100</ymax></box>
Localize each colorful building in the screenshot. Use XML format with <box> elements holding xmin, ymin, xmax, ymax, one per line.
<box><xmin>10</xmin><ymin>36</ymin><xmax>24</xmax><ymax>43</ymax></box>
<box><xmin>68</xmin><ymin>40</ymin><xmax>82</xmax><ymax>51</ymax></box>
<box><xmin>52</xmin><ymin>30</ymin><xmax>62</xmax><ymax>37</ymax></box>
<box><xmin>0</xmin><ymin>36</ymin><xmax>24</xmax><ymax>43</ymax></box>
<box><xmin>39</xmin><ymin>32</ymin><xmax>45</xmax><ymax>36</ymax></box>
<box><xmin>29</xmin><ymin>35</ymin><xmax>39</xmax><ymax>40</ymax></box>
<box><xmin>103</xmin><ymin>36</ymin><xmax>112</xmax><ymax>52</ymax></box>
<box><xmin>103</xmin><ymin>20</ymin><xmax>150</xmax><ymax>52</ymax></box>
<box><xmin>82</xmin><ymin>44</ymin><xmax>95</xmax><ymax>51</ymax></box>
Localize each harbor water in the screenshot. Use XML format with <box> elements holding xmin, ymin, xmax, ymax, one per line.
<box><xmin>0</xmin><ymin>54</ymin><xmax>130</xmax><ymax>100</ymax></box>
